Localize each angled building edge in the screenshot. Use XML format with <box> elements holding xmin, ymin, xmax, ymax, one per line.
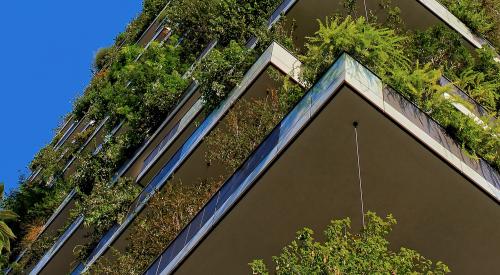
<box><xmin>15</xmin><ymin>0</ymin><xmax>500</xmax><ymax>274</ymax></box>
<box><xmin>146</xmin><ymin>53</ymin><xmax>499</xmax><ymax>275</ymax></box>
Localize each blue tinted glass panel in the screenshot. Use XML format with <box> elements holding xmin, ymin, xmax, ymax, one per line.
<box><xmin>70</xmin><ymin>263</ymin><xmax>84</xmax><ymax>275</ymax></box>
<box><xmin>201</xmin><ymin>192</ymin><xmax>219</xmax><ymax>225</ymax></box>
<box><xmin>186</xmin><ymin>208</ymin><xmax>204</xmax><ymax>245</ymax></box>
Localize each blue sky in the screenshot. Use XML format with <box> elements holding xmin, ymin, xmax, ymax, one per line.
<box><xmin>0</xmin><ymin>1</ymin><xmax>142</xmax><ymax>192</ymax></box>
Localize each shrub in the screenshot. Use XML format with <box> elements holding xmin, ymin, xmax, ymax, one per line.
<box><xmin>90</xmin><ymin>178</ymin><xmax>223</xmax><ymax>274</ymax></box>
<box><xmin>195</xmin><ymin>41</ymin><xmax>256</xmax><ymax>112</ymax></box>
<box><xmin>301</xmin><ymin>15</ymin><xmax>409</xmax><ymax>85</ymax></box>
<box><xmin>250</xmin><ymin>212</ymin><xmax>450</xmax><ymax>274</ymax></box>
<box><xmin>205</xmin><ymin>96</ymin><xmax>286</xmax><ymax>172</ymax></box>
<box><xmin>93</xmin><ymin>47</ymin><xmax>115</xmax><ymax>73</ymax></box>
<box><xmin>301</xmin><ymin>15</ymin><xmax>500</xmax><ymax>170</ymax></box>
<box><xmin>165</xmin><ymin>0</ymin><xmax>282</xmax><ymax>57</ymax></box>
<box><xmin>90</xmin><ymin>73</ymin><xmax>303</xmax><ymax>273</ymax></box>
<box><xmin>441</xmin><ymin>0</ymin><xmax>499</xmax><ymax>47</ymax></box>
<box><xmin>74</xmin><ymin>177</ymin><xmax>140</xmax><ymax>235</ymax></box>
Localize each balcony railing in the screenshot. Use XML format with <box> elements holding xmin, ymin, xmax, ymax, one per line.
<box><xmin>145</xmin><ymin>52</ymin><xmax>500</xmax><ymax>275</ymax></box>
<box><xmin>29</xmin><ymin>215</ymin><xmax>84</xmax><ymax>275</ymax></box>
<box><xmin>53</xmin><ymin>120</ymin><xmax>79</xmax><ymax>151</ymax></box>
<box><xmin>78</xmin><ymin>42</ymin><xmax>302</xmax><ymax>273</ymax></box>
<box><xmin>28</xmin><ymin>37</ymin><xmax>221</xmax><ymax>273</ymax></box>
<box><xmin>138</xmin><ymin>88</ymin><xmax>203</xmax><ymax>181</ymax></box>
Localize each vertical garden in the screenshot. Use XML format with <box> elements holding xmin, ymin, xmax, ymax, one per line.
<box><xmin>1</xmin><ymin>0</ymin><xmax>498</xmax><ymax>273</ymax></box>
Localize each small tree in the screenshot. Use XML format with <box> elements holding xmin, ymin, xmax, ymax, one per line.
<box><xmin>0</xmin><ymin>183</ymin><xmax>17</xmax><ymax>254</ymax></box>
<box><xmin>250</xmin><ymin>212</ymin><xmax>450</xmax><ymax>274</ymax></box>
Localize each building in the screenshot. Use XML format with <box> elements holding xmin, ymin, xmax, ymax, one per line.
<box><xmin>6</xmin><ymin>0</ymin><xmax>499</xmax><ymax>274</ymax></box>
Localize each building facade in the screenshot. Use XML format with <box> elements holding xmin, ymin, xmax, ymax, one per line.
<box><xmin>5</xmin><ymin>0</ymin><xmax>499</xmax><ymax>274</ymax></box>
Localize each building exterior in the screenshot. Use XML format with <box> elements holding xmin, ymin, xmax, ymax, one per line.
<box><xmin>4</xmin><ymin>0</ymin><xmax>499</xmax><ymax>274</ymax></box>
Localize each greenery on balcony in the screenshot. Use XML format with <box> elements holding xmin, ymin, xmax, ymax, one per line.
<box><xmin>90</xmin><ymin>70</ymin><xmax>303</xmax><ymax>273</ymax></box>
<box><xmin>300</xmin><ymin>14</ymin><xmax>499</xmax><ymax>170</ymax></box>
<box><xmin>1</xmin><ymin>0</ymin><xmax>498</xmax><ymax>272</ymax></box>
<box><xmin>1</xmin><ymin>0</ymin><xmax>289</xmax><ymax>270</ymax></box>
<box><xmin>88</xmin><ymin>8</ymin><xmax>498</xmax><ymax>272</ymax></box>
<box><xmin>440</xmin><ymin>0</ymin><xmax>500</xmax><ymax>48</ymax></box>
<box><xmin>2</xmin><ymin>38</ymin><xmax>189</xmax><ymax>271</ymax></box>
<box><xmin>250</xmin><ymin>212</ymin><xmax>450</xmax><ymax>274</ymax></box>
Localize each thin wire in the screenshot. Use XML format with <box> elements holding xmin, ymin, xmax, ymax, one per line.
<box><xmin>363</xmin><ymin>0</ymin><xmax>369</xmax><ymax>21</ymax></box>
<box><xmin>354</xmin><ymin>124</ymin><xmax>365</xmax><ymax>228</ymax></box>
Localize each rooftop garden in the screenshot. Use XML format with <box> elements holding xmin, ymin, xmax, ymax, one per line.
<box><xmin>1</xmin><ymin>0</ymin><xmax>498</xmax><ymax>272</ymax></box>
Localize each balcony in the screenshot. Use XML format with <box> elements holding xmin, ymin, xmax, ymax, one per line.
<box><xmin>147</xmin><ymin>53</ymin><xmax>500</xmax><ymax>275</ymax></box>
<box><xmin>78</xmin><ymin>42</ymin><xmax>302</xmax><ymax>273</ymax></box>
<box><xmin>10</xmin><ymin>118</ymin><xmax>126</xmax><ymax>274</ymax></box>
<box><xmin>116</xmin><ymin>82</ymin><xmax>203</xmax><ymax>187</ymax></box>
<box><xmin>26</xmin><ymin>37</ymin><xmax>224</xmax><ymax>274</ymax></box>
<box><xmin>136</xmin><ymin>1</ymin><xmax>172</xmax><ymax>47</ymax></box>
<box><xmin>277</xmin><ymin>0</ymin><xmax>492</xmax><ymax>52</ymax></box>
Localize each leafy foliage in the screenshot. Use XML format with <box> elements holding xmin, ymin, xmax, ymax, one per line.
<box><xmin>410</xmin><ymin>25</ymin><xmax>500</xmax><ymax>111</ymax></box>
<box><xmin>90</xmin><ymin>178</ymin><xmax>223</xmax><ymax>274</ymax></box>
<box><xmin>74</xmin><ymin>177</ymin><xmax>140</xmax><ymax>241</ymax></box>
<box><xmin>114</xmin><ymin>0</ymin><xmax>169</xmax><ymax>46</ymax></box>
<box><xmin>93</xmin><ymin>47</ymin><xmax>116</xmax><ymax>73</ymax></box>
<box><xmin>165</xmin><ymin>0</ymin><xmax>281</xmax><ymax>57</ymax></box>
<box><xmin>0</xmin><ymin>184</ymin><xmax>16</xmax><ymax>254</ymax></box>
<box><xmin>301</xmin><ymin>15</ymin><xmax>500</xmax><ymax>170</ymax></box>
<box><xmin>250</xmin><ymin>212</ymin><xmax>450</xmax><ymax>274</ymax></box>
<box><xmin>5</xmin><ymin>0</ymin><xmax>499</xmax><ymax>271</ymax></box>
<box><xmin>440</xmin><ymin>0</ymin><xmax>500</xmax><ymax>47</ymax></box>
<box><xmin>205</xmin><ymin>93</ymin><xmax>294</xmax><ymax>172</ymax></box>
<box><xmin>90</xmin><ymin>70</ymin><xmax>303</xmax><ymax>273</ymax></box>
<box><xmin>195</xmin><ymin>41</ymin><xmax>256</xmax><ymax>112</ymax></box>
<box><xmin>301</xmin><ymin>16</ymin><xmax>409</xmax><ymax>85</ymax></box>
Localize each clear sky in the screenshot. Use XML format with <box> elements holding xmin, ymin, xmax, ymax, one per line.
<box><xmin>0</xmin><ymin>1</ymin><xmax>142</xmax><ymax>192</ymax></box>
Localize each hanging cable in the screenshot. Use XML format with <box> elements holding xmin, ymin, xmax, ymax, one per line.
<box><xmin>363</xmin><ymin>0</ymin><xmax>369</xmax><ymax>21</ymax></box>
<box><xmin>353</xmin><ymin>121</ymin><xmax>365</xmax><ymax>228</ymax></box>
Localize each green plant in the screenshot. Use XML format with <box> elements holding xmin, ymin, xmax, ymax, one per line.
<box><xmin>91</xmin><ymin>72</ymin><xmax>303</xmax><ymax>272</ymax></box>
<box><xmin>301</xmin><ymin>15</ymin><xmax>500</xmax><ymax>170</ymax></box>
<box><xmin>0</xmin><ymin>183</ymin><xmax>17</xmax><ymax>254</ymax></box>
<box><xmin>90</xmin><ymin>177</ymin><xmax>223</xmax><ymax>274</ymax></box>
<box><xmin>440</xmin><ymin>0</ymin><xmax>499</xmax><ymax>47</ymax></box>
<box><xmin>301</xmin><ymin>15</ymin><xmax>409</xmax><ymax>86</ymax></box>
<box><xmin>165</xmin><ymin>0</ymin><xmax>282</xmax><ymax>57</ymax></box>
<box><xmin>93</xmin><ymin>47</ymin><xmax>116</xmax><ymax>73</ymax></box>
<box><xmin>409</xmin><ymin>25</ymin><xmax>499</xmax><ymax>111</ymax></box>
<box><xmin>74</xmin><ymin>178</ymin><xmax>140</xmax><ymax>234</ymax></box>
<box><xmin>15</xmin><ymin>235</ymin><xmax>54</xmax><ymax>271</ymax></box>
<box><xmin>205</xmin><ymin>95</ymin><xmax>287</xmax><ymax>172</ymax></box>
<box><xmin>195</xmin><ymin>41</ymin><xmax>257</xmax><ymax>112</ymax></box>
<box><xmin>114</xmin><ymin>0</ymin><xmax>169</xmax><ymax>46</ymax></box>
<box><xmin>250</xmin><ymin>212</ymin><xmax>450</xmax><ymax>274</ymax></box>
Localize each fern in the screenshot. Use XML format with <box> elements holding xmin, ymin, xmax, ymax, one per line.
<box><xmin>302</xmin><ymin>16</ymin><xmax>409</xmax><ymax>85</ymax></box>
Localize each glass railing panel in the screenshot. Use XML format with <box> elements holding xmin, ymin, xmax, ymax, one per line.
<box><xmin>439</xmin><ymin>76</ymin><xmax>488</xmax><ymax>117</ymax></box>
<box><xmin>30</xmin><ymin>215</ymin><xmax>84</xmax><ymax>274</ymax></box>
<box><xmin>86</xmin><ymin>224</ymin><xmax>119</xmax><ymax>263</ymax></box>
<box><xmin>144</xmin><ymin>53</ymin><xmax>348</xmax><ymax>275</ymax></box>
<box><xmin>140</xmin><ymin>99</ymin><xmax>203</xmax><ymax>175</ymax></box>
<box><xmin>70</xmin><ymin>262</ymin><xmax>84</xmax><ymax>275</ymax></box>
<box><xmin>170</xmin><ymin>226</ymin><xmax>190</xmax><ymax>261</ymax></box>
<box><xmin>185</xmin><ymin>208</ymin><xmax>204</xmax><ymax>246</ymax></box>
<box><xmin>54</xmin><ymin>120</ymin><xmax>79</xmax><ymax>150</ymax></box>
<box><xmin>28</xmin><ymin>168</ymin><xmax>42</xmax><ymax>182</ymax></box>
<box><xmin>268</xmin><ymin>0</ymin><xmax>296</xmax><ymax>27</ymax></box>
